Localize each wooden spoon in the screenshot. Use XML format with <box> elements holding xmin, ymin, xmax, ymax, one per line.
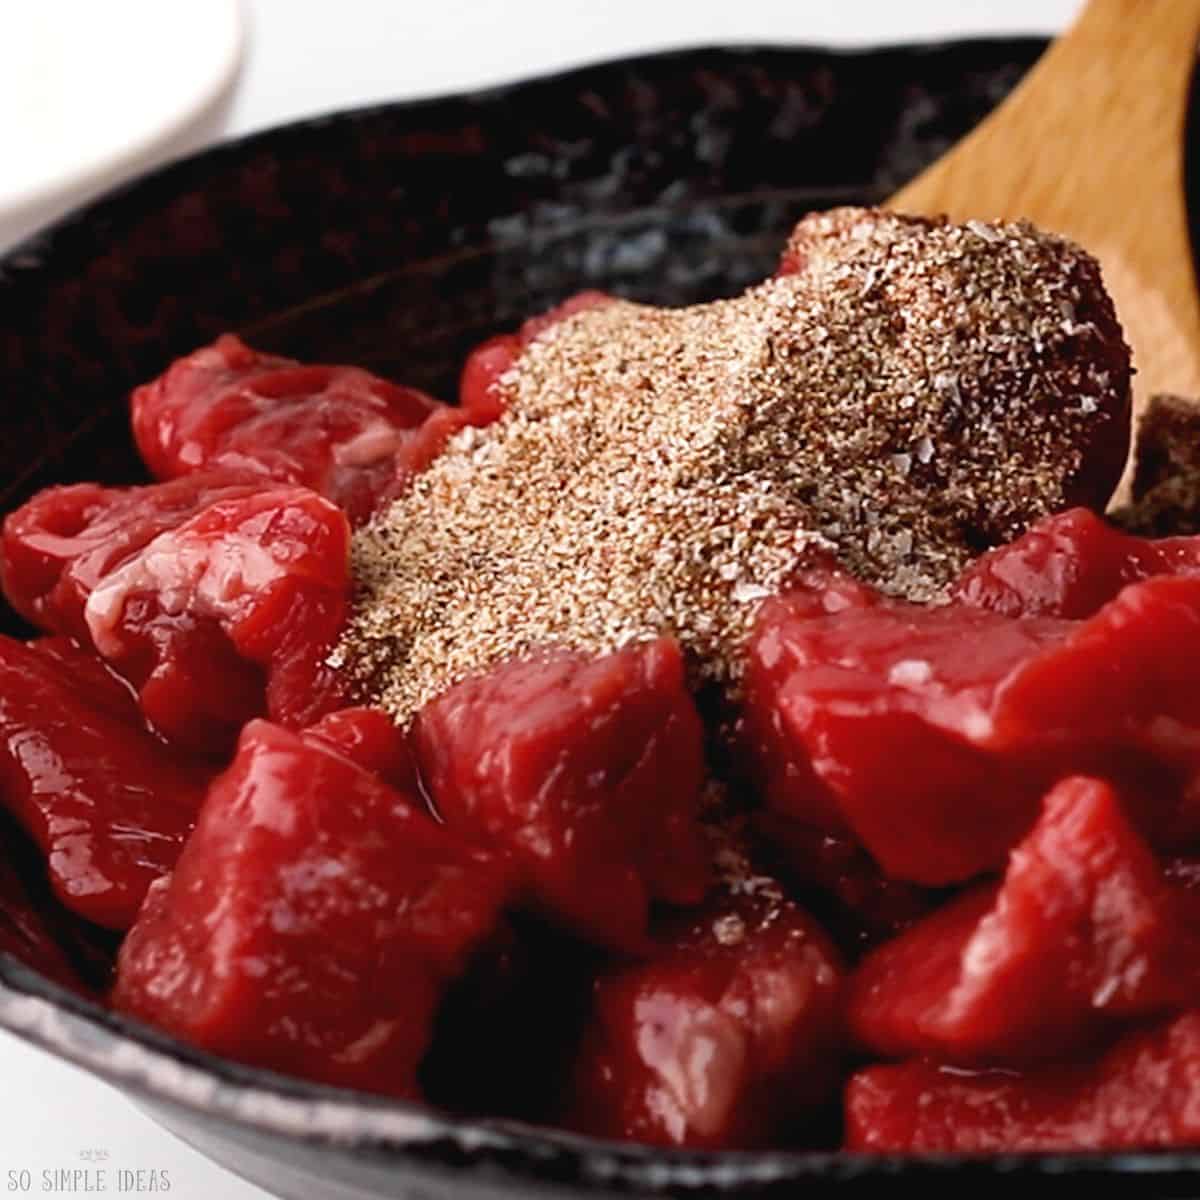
<box><xmin>890</xmin><ymin>0</ymin><xmax>1200</xmax><ymax>451</ymax></box>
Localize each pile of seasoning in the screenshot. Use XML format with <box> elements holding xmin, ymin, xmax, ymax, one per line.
<box><xmin>337</xmin><ymin>209</ymin><xmax>1130</xmax><ymax>723</ymax></box>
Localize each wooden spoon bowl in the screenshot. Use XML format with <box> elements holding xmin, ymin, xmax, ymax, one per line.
<box><xmin>890</xmin><ymin>0</ymin><xmax>1200</xmax><ymax>493</ymax></box>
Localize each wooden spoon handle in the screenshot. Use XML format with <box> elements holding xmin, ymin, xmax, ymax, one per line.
<box><xmin>891</xmin><ymin>0</ymin><xmax>1200</xmax><ymax>402</ymax></box>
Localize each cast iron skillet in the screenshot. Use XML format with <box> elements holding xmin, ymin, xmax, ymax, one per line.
<box><xmin>4</xmin><ymin>38</ymin><xmax>1200</xmax><ymax>1200</ymax></box>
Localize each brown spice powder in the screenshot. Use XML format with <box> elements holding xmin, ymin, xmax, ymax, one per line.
<box><xmin>336</xmin><ymin>210</ymin><xmax>1129</xmax><ymax>723</ymax></box>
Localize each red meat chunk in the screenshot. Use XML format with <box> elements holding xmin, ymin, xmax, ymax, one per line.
<box><xmin>845</xmin><ymin>1011</ymin><xmax>1200</xmax><ymax>1151</ymax></box>
<box><xmin>113</xmin><ymin>717</ymin><xmax>513</xmax><ymax>1100</ymax></box>
<box><xmin>303</xmin><ymin>706</ymin><xmax>417</xmax><ymax>794</ymax></box>
<box><xmin>458</xmin><ymin>291</ymin><xmax>613</xmax><ymax>420</ymax></box>
<box><xmin>0</xmin><ymin>635</ymin><xmax>209</xmax><ymax>929</ymax></box>
<box><xmin>743</xmin><ymin>571</ymin><xmax>1200</xmax><ymax>885</ymax></box>
<box><xmin>954</xmin><ymin>506</ymin><xmax>1200</xmax><ymax>619</ymax></box>
<box><xmin>848</xmin><ymin>777</ymin><xmax>1200</xmax><ymax>1065</ymax></box>
<box><xmin>1</xmin><ymin>473</ymin><xmax>351</xmax><ymax>755</ymax></box>
<box><xmin>457</xmin><ymin>334</ymin><xmax>522</xmax><ymax>425</ymax></box>
<box><xmin>412</xmin><ymin>638</ymin><xmax>709</xmax><ymax>951</ymax></box>
<box><xmin>564</xmin><ymin>887</ymin><xmax>843</xmax><ymax>1149</ymax></box>
<box><xmin>130</xmin><ymin>334</ymin><xmax>443</xmax><ymax>526</ymax></box>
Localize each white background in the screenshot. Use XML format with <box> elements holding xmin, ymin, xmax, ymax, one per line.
<box><xmin>0</xmin><ymin>1</ymin><xmax>1076</xmax><ymax>1196</ymax></box>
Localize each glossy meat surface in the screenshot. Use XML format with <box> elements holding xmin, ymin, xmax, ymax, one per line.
<box><xmin>1</xmin><ymin>473</ymin><xmax>351</xmax><ymax>754</ymax></box>
<box><xmin>743</xmin><ymin>569</ymin><xmax>1200</xmax><ymax>884</ymax></box>
<box><xmin>846</xmin><ymin>1011</ymin><xmax>1200</xmax><ymax>1152</ymax></box>
<box><xmin>413</xmin><ymin>639</ymin><xmax>709</xmax><ymax>951</ymax></box>
<box><xmin>848</xmin><ymin>777</ymin><xmax>1200</xmax><ymax>1064</ymax></box>
<box><xmin>113</xmin><ymin>714</ymin><xmax>513</xmax><ymax>1099</ymax></box>
<box><xmin>131</xmin><ymin>334</ymin><xmax>443</xmax><ymax>526</ymax></box>
<box><xmin>0</xmin><ymin>635</ymin><xmax>209</xmax><ymax>928</ymax></box>
<box><xmin>565</xmin><ymin>887</ymin><xmax>843</xmax><ymax>1148</ymax></box>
